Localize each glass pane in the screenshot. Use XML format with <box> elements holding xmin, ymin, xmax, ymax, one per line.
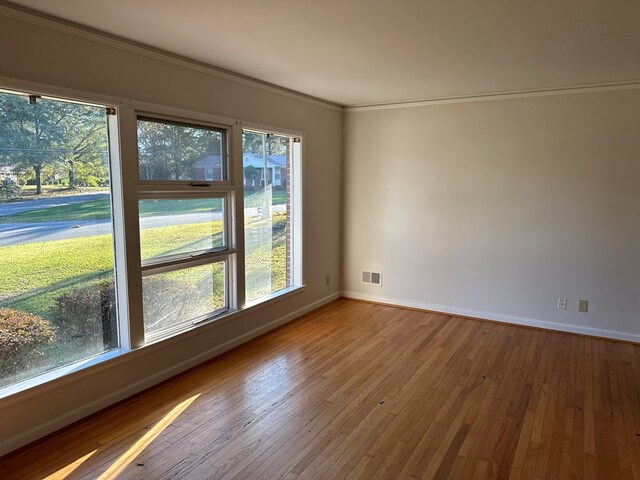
<box><xmin>142</xmin><ymin>262</ymin><xmax>226</xmax><ymax>337</ymax></box>
<box><xmin>139</xmin><ymin>198</ymin><xmax>225</xmax><ymax>261</ymax></box>
<box><xmin>0</xmin><ymin>91</ymin><xmax>118</xmax><ymax>389</ymax></box>
<box><xmin>137</xmin><ymin>117</ymin><xmax>226</xmax><ymax>182</ymax></box>
<box><xmin>243</xmin><ymin>131</ymin><xmax>290</xmax><ymax>303</ymax></box>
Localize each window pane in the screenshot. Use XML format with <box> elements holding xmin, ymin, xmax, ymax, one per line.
<box><xmin>139</xmin><ymin>198</ymin><xmax>225</xmax><ymax>262</ymax></box>
<box><xmin>243</xmin><ymin>131</ymin><xmax>291</xmax><ymax>303</ymax></box>
<box><xmin>137</xmin><ymin>117</ymin><xmax>226</xmax><ymax>182</ymax></box>
<box><xmin>142</xmin><ymin>262</ymin><xmax>226</xmax><ymax>337</ymax></box>
<box><xmin>0</xmin><ymin>91</ymin><xmax>118</xmax><ymax>388</ymax></box>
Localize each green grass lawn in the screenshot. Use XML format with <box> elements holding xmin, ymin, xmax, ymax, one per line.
<box><xmin>0</xmin><ymin>189</ymin><xmax>286</xmax><ymax>223</ymax></box>
<box><xmin>0</xmin><ymin>216</ymin><xmax>287</xmax><ymax>319</ymax></box>
<box><xmin>0</xmin><ymin>215</ymin><xmax>287</xmax><ymax>387</ymax></box>
<box><xmin>18</xmin><ymin>185</ymin><xmax>109</xmax><ymax>198</ymax></box>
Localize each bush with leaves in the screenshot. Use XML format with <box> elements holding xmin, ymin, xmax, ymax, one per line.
<box><xmin>53</xmin><ymin>277</ymin><xmax>204</xmax><ymax>348</ymax></box>
<box><xmin>142</xmin><ymin>277</ymin><xmax>205</xmax><ymax>332</ymax></box>
<box><xmin>0</xmin><ymin>308</ymin><xmax>56</xmax><ymax>377</ymax></box>
<box><xmin>0</xmin><ymin>182</ymin><xmax>20</xmax><ymax>200</ymax></box>
<box><xmin>53</xmin><ymin>281</ymin><xmax>117</xmax><ymax>351</ymax></box>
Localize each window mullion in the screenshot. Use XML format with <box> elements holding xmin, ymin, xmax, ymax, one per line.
<box><xmin>231</xmin><ymin>122</ymin><xmax>245</xmax><ymax>310</ymax></box>
<box><xmin>112</xmin><ymin>106</ymin><xmax>145</xmax><ymax>349</ymax></box>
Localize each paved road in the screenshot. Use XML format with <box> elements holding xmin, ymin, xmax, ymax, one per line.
<box><xmin>0</xmin><ymin>205</ymin><xmax>286</xmax><ymax>247</ymax></box>
<box><xmin>0</xmin><ymin>192</ymin><xmax>109</xmax><ymax>217</ymax></box>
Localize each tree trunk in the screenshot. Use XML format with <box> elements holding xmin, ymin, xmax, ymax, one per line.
<box><xmin>68</xmin><ymin>161</ymin><xmax>75</xmax><ymax>189</ymax></box>
<box><xmin>34</xmin><ymin>164</ymin><xmax>42</xmax><ymax>195</ymax></box>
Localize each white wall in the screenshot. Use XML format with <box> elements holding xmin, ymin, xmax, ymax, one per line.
<box><xmin>0</xmin><ymin>13</ymin><xmax>342</xmax><ymax>455</ymax></box>
<box><xmin>343</xmin><ymin>88</ymin><xmax>640</xmax><ymax>341</ymax></box>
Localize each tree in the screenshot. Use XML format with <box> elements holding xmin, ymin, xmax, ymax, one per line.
<box><xmin>137</xmin><ymin>119</ymin><xmax>221</xmax><ymax>180</ymax></box>
<box><xmin>243</xmin><ymin>165</ymin><xmax>260</xmax><ymax>189</ymax></box>
<box><xmin>58</xmin><ymin>106</ymin><xmax>108</xmax><ymax>188</ymax></box>
<box><xmin>242</xmin><ymin>131</ymin><xmax>287</xmax><ymax>155</ymax></box>
<box><xmin>0</xmin><ymin>94</ymin><xmax>61</xmax><ymax>194</ymax></box>
<box><xmin>0</xmin><ymin>92</ymin><xmax>108</xmax><ymax>194</ymax></box>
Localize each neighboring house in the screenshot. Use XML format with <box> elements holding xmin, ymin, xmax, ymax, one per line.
<box><xmin>242</xmin><ymin>153</ymin><xmax>286</xmax><ymax>188</ymax></box>
<box><xmin>192</xmin><ymin>155</ymin><xmax>223</xmax><ymax>181</ymax></box>
<box><xmin>192</xmin><ymin>153</ymin><xmax>286</xmax><ymax>188</ymax></box>
<box><xmin>0</xmin><ymin>165</ymin><xmax>16</xmax><ymax>184</ymax></box>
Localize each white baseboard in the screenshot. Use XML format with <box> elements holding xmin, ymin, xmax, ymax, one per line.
<box><xmin>0</xmin><ymin>291</ymin><xmax>341</xmax><ymax>457</ymax></box>
<box><xmin>342</xmin><ymin>291</ymin><xmax>640</xmax><ymax>344</ymax></box>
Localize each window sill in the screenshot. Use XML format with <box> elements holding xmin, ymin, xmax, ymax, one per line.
<box><xmin>0</xmin><ymin>348</ymin><xmax>125</xmax><ymax>402</ymax></box>
<box><xmin>0</xmin><ymin>285</ymin><xmax>306</xmax><ymax>405</ymax></box>
<box><xmin>143</xmin><ymin>284</ymin><xmax>307</xmax><ymax>347</ymax></box>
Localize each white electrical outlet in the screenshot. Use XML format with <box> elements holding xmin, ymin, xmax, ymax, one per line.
<box><xmin>557</xmin><ymin>298</ymin><xmax>567</xmax><ymax>310</ymax></box>
<box><xmin>578</xmin><ymin>299</ymin><xmax>588</xmax><ymax>313</ymax></box>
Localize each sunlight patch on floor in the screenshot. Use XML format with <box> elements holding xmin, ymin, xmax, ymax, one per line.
<box><xmin>43</xmin><ymin>449</ymin><xmax>98</xmax><ymax>479</ymax></box>
<box><xmin>97</xmin><ymin>393</ymin><xmax>201</xmax><ymax>479</ymax></box>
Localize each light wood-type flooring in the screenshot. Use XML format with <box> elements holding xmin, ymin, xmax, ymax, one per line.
<box><xmin>2</xmin><ymin>298</ymin><xmax>640</xmax><ymax>479</ymax></box>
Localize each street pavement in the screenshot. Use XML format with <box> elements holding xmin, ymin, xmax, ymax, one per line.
<box><xmin>0</xmin><ymin>192</ymin><xmax>109</xmax><ymax>217</ymax></box>
<box><xmin>0</xmin><ymin>197</ymin><xmax>285</xmax><ymax>247</ymax></box>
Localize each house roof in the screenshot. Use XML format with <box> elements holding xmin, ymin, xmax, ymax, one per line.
<box><xmin>243</xmin><ymin>153</ymin><xmax>286</xmax><ymax>168</ymax></box>
<box><xmin>193</xmin><ymin>154</ymin><xmax>285</xmax><ymax>169</ymax></box>
<box><xmin>193</xmin><ymin>155</ymin><xmax>221</xmax><ymax>167</ymax></box>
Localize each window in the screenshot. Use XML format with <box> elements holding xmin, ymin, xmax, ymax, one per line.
<box><xmin>243</xmin><ymin>130</ymin><xmax>301</xmax><ymax>303</ymax></box>
<box><xmin>136</xmin><ymin>116</ymin><xmax>232</xmax><ymax>341</ymax></box>
<box><xmin>0</xmin><ymin>84</ymin><xmax>303</xmax><ymax>394</ymax></box>
<box><xmin>0</xmin><ymin>90</ymin><xmax>118</xmax><ymax>388</ymax></box>
<box><xmin>137</xmin><ymin>116</ymin><xmax>226</xmax><ymax>182</ymax></box>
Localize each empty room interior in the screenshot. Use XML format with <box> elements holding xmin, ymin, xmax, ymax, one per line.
<box><xmin>0</xmin><ymin>1</ymin><xmax>639</xmax><ymax>478</ymax></box>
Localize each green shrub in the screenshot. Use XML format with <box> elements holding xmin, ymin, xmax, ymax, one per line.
<box><xmin>0</xmin><ymin>182</ymin><xmax>20</xmax><ymax>200</ymax></box>
<box><xmin>142</xmin><ymin>277</ymin><xmax>204</xmax><ymax>332</ymax></box>
<box><xmin>53</xmin><ymin>277</ymin><xmax>205</xmax><ymax>346</ymax></box>
<box><xmin>0</xmin><ymin>309</ymin><xmax>56</xmax><ymax>377</ymax></box>
<box><xmin>52</xmin><ymin>281</ymin><xmax>117</xmax><ymax>351</ymax></box>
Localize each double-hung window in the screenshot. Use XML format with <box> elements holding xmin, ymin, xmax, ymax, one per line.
<box><xmin>136</xmin><ymin>115</ymin><xmax>233</xmax><ymax>340</ymax></box>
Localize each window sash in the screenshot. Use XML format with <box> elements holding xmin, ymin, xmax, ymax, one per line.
<box><xmin>138</xmin><ymin>192</ymin><xmax>229</xmax><ymax>266</ymax></box>
<box><xmin>136</xmin><ymin>114</ymin><xmax>231</xmax><ymax>185</ymax></box>
<box><xmin>133</xmin><ymin>113</ymin><xmax>237</xmax><ymax>344</ymax></box>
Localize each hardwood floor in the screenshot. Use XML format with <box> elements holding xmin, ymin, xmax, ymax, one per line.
<box><xmin>2</xmin><ymin>298</ymin><xmax>640</xmax><ymax>479</ymax></box>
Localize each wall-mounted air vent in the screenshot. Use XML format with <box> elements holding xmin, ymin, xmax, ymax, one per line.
<box><xmin>362</xmin><ymin>270</ymin><xmax>382</xmax><ymax>286</ymax></box>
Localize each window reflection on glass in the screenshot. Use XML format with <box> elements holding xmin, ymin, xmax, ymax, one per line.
<box><xmin>243</xmin><ymin>131</ymin><xmax>291</xmax><ymax>303</ymax></box>
<box><xmin>142</xmin><ymin>261</ymin><xmax>226</xmax><ymax>337</ymax></box>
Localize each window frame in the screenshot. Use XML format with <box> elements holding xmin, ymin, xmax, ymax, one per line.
<box><xmin>242</xmin><ymin>124</ymin><xmax>304</xmax><ymax>299</ymax></box>
<box><xmin>0</xmin><ymin>78</ymin><xmax>305</xmax><ymax>399</ymax></box>
<box><xmin>136</xmin><ymin>114</ymin><xmax>230</xmax><ymax>186</ymax></box>
<box><xmin>131</xmin><ymin>111</ymin><xmax>237</xmax><ymax>343</ymax></box>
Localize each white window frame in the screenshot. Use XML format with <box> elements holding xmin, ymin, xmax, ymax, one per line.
<box><xmin>0</xmin><ymin>77</ymin><xmax>305</xmax><ymax>400</ymax></box>
<box><xmin>126</xmin><ymin>109</ymin><xmax>240</xmax><ymax>346</ymax></box>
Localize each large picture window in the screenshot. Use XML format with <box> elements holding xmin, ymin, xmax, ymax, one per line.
<box><xmin>0</xmin><ymin>90</ymin><xmax>119</xmax><ymax>388</ymax></box>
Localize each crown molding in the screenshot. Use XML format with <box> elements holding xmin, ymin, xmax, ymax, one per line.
<box><xmin>345</xmin><ymin>81</ymin><xmax>640</xmax><ymax>112</ymax></box>
<box><xmin>0</xmin><ymin>1</ymin><xmax>343</xmax><ymax>112</ymax></box>
<box><xmin>2</xmin><ymin>2</ymin><xmax>639</xmax><ymax>114</ymax></box>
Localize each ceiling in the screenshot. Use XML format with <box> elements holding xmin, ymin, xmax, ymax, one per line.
<box><xmin>7</xmin><ymin>0</ymin><xmax>640</xmax><ymax>107</ymax></box>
